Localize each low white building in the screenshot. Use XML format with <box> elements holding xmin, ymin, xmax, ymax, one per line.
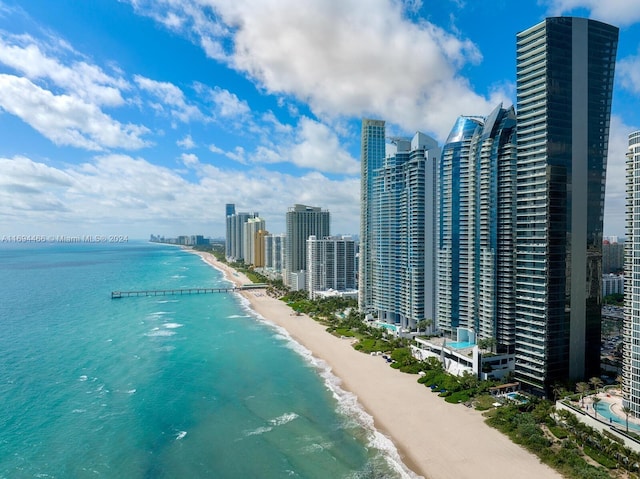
<box><xmin>410</xmin><ymin>328</ymin><xmax>515</xmax><ymax>380</ymax></box>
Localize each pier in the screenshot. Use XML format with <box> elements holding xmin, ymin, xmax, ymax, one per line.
<box><xmin>111</xmin><ymin>284</ymin><xmax>267</xmax><ymax>299</ymax></box>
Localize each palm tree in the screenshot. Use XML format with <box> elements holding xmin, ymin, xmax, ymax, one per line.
<box><xmin>592</xmin><ymin>396</ymin><xmax>602</xmax><ymax>419</ymax></box>
<box><xmin>589</xmin><ymin>376</ymin><xmax>604</xmax><ymax>394</ymax></box>
<box><xmin>552</xmin><ymin>383</ymin><xmax>564</xmax><ymax>402</ymax></box>
<box><xmin>623</xmin><ymin>406</ymin><xmax>632</xmax><ymax>433</ymax></box>
<box><xmin>576</xmin><ymin>382</ymin><xmax>589</xmax><ymax>406</ymax></box>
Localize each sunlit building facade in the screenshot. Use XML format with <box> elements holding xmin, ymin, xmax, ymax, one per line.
<box><xmin>372</xmin><ymin>132</ymin><xmax>440</xmax><ymax>331</ymax></box>
<box><xmin>437</xmin><ymin>105</ymin><xmax>517</xmax><ymax>352</ymax></box>
<box><xmin>624</xmin><ymin>130</ymin><xmax>640</xmax><ymax>416</ymax></box>
<box><xmin>359</xmin><ymin>119</ymin><xmax>386</xmax><ymax>313</ymax></box>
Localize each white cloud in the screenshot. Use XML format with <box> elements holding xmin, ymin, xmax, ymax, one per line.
<box><xmin>134</xmin><ymin>75</ymin><xmax>203</xmax><ymax>122</ymax></box>
<box><xmin>177</xmin><ymin>134</ymin><xmax>196</xmax><ymax>149</ymax></box>
<box><xmin>287</xmin><ymin>117</ymin><xmax>359</xmax><ymax>174</ymax></box>
<box><xmin>542</xmin><ymin>0</ymin><xmax>640</xmax><ymax>27</ymax></box>
<box><xmin>203</xmin><ymin>116</ymin><xmax>358</xmax><ymax>174</ymax></box>
<box><xmin>618</xmin><ymin>49</ymin><xmax>640</xmax><ymax>95</ymax></box>
<box><xmin>209</xmin><ymin>143</ymin><xmax>224</xmax><ymax>154</ymax></box>
<box><xmin>0</xmin><ymin>33</ymin><xmax>128</xmax><ymax>106</ymax></box>
<box><xmin>0</xmin><ymin>154</ymin><xmax>360</xmax><ymax>237</ymax></box>
<box><xmin>180</xmin><ymin>152</ymin><xmax>199</xmax><ymax>166</ymax></box>
<box><xmin>0</xmin><ymin>74</ymin><xmax>150</xmax><ymax>150</ymax></box>
<box><xmin>126</xmin><ymin>0</ymin><xmax>503</xmax><ymax>141</ymax></box>
<box><xmin>209</xmin><ymin>86</ymin><xmax>250</xmax><ymax>118</ymax></box>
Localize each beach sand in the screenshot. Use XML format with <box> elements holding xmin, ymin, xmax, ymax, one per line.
<box><xmin>193</xmin><ymin>250</ymin><xmax>562</xmax><ymax>479</ymax></box>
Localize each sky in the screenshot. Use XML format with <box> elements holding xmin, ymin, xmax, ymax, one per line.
<box><xmin>1</xmin><ymin>0</ymin><xmax>640</xmax><ymax>240</ymax></box>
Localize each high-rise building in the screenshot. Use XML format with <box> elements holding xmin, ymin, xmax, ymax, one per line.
<box><xmin>306</xmin><ymin>235</ymin><xmax>357</xmax><ymax>299</ymax></box>
<box><xmin>624</xmin><ymin>131</ymin><xmax>640</xmax><ymax>415</ymax></box>
<box><xmin>226</xmin><ymin>209</ymin><xmax>258</xmax><ymax>262</ymax></box>
<box><xmin>265</xmin><ymin>233</ymin><xmax>286</xmax><ymax>273</ymax></box>
<box><xmin>437</xmin><ymin>105</ymin><xmax>517</xmax><ymax>352</ymax></box>
<box><xmin>243</xmin><ymin>217</ymin><xmax>266</xmax><ymax>266</ymax></box>
<box><xmin>438</xmin><ymin>116</ymin><xmax>483</xmax><ymax>337</ymax></box>
<box><xmin>372</xmin><ymin>132</ymin><xmax>440</xmax><ymax>330</ymax></box>
<box><xmin>284</xmin><ymin>204</ymin><xmax>330</xmax><ymax>288</ymax></box>
<box><xmin>514</xmin><ymin>17</ymin><xmax>618</xmax><ymax>393</ymax></box>
<box><xmin>603</xmin><ymin>240</ymin><xmax>625</xmax><ymax>274</ymax></box>
<box><xmin>359</xmin><ymin>119</ymin><xmax>386</xmax><ymax>313</ymax></box>
<box><xmin>225</xmin><ymin>204</ymin><xmax>236</xmax><ymax>258</ymax></box>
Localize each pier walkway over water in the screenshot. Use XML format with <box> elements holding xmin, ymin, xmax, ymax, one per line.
<box><xmin>111</xmin><ymin>283</ymin><xmax>267</xmax><ymax>299</ymax></box>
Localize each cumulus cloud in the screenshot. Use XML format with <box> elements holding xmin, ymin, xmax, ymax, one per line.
<box><xmin>203</xmin><ymin>116</ymin><xmax>358</xmax><ymax>174</ymax></box>
<box><xmin>0</xmin><ymin>33</ymin><xmax>128</xmax><ymax>106</ymax></box>
<box><xmin>0</xmin><ymin>154</ymin><xmax>360</xmax><ymax>236</ymax></box>
<box><xmin>177</xmin><ymin>134</ymin><xmax>196</xmax><ymax>149</ymax></box>
<box><xmin>542</xmin><ymin>0</ymin><xmax>640</xmax><ymax>27</ymax></box>
<box><xmin>126</xmin><ymin>0</ymin><xmax>505</xmax><ymax>141</ymax></box>
<box><xmin>0</xmin><ymin>74</ymin><xmax>150</xmax><ymax>150</ymax></box>
<box><xmin>180</xmin><ymin>152</ymin><xmax>199</xmax><ymax>166</ymax></box>
<box><xmin>134</xmin><ymin>75</ymin><xmax>203</xmax><ymax>122</ymax></box>
<box><xmin>618</xmin><ymin>49</ymin><xmax>640</xmax><ymax>95</ymax></box>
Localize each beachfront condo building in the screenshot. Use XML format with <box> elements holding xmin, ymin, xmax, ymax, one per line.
<box><xmin>514</xmin><ymin>17</ymin><xmax>618</xmax><ymax>393</ymax></box>
<box><xmin>225</xmin><ymin>203</ymin><xmax>236</xmax><ymax>258</ymax></box>
<box><xmin>225</xmin><ymin>208</ymin><xmax>259</xmax><ymax>263</ymax></box>
<box><xmin>306</xmin><ymin>235</ymin><xmax>357</xmax><ymax>299</ymax></box>
<box><xmin>437</xmin><ymin>105</ymin><xmax>517</xmax><ymax>353</ymax></box>
<box><xmin>624</xmin><ymin>131</ymin><xmax>640</xmax><ymax>416</ymax></box>
<box><xmin>243</xmin><ymin>216</ymin><xmax>266</xmax><ymax>266</ymax></box>
<box><xmin>370</xmin><ymin>132</ymin><xmax>440</xmax><ymax>331</ymax></box>
<box><xmin>284</xmin><ymin>204</ymin><xmax>330</xmax><ymax>289</ymax></box>
<box><xmin>264</xmin><ymin>233</ymin><xmax>286</xmax><ymax>274</ymax></box>
<box><xmin>359</xmin><ymin>119</ymin><xmax>386</xmax><ymax>313</ymax></box>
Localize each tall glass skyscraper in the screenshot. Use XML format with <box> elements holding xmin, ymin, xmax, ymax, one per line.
<box><xmin>624</xmin><ymin>131</ymin><xmax>640</xmax><ymax>416</ymax></box>
<box><xmin>371</xmin><ymin>132</ymin><xmax>440</xmax><ymax>330</ymax></box>
<box><xmin>359</xmin><ymin>119</ymin><xmax>386</xmax><ymax>313</ymax></box>
<box><xmin>515</xmin><ymin>17</ymin><xmax>618</xmax><ymax>393</ymax></box>
<box><xmin>437</xmin><ymin>105</ymin><xmax>517</xmax><ymax>352</ymax></box>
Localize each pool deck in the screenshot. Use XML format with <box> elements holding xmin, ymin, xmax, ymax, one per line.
<box><xmin>580</xmin><ymin>388</ymin><xmax>640</xmax><ymax>430</ymax></box>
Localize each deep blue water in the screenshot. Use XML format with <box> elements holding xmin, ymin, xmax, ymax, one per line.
<box><xmin>0</xmin><ymin>242</ymin><xmax>413</xmax><ymax>478</ymax></box>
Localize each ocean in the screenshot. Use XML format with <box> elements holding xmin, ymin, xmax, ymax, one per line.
<box><xmin>0</xmin><ymin>241</ymin><xmax>414</xmax><ymax>478</ymax></box>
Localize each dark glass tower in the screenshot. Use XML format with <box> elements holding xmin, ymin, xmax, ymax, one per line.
<box><xmin>514</xmin><ymin>17</ymin><xmax>618</xmax><ymax>393</ymax></box>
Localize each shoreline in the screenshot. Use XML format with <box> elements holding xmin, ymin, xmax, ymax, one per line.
<box><xmin>192</xmin><ymin>250</ymin><xmax>562</xmax><ymax>479</ymax></box>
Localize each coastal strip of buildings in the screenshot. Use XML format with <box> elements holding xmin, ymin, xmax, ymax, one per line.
<box><xmin>223</xmin><ymin>16</ymin><xmax>640</xmax><ymax>408</ymax></box>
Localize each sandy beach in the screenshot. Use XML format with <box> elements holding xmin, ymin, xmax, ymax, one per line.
<box><xmin>193</xmin><ymin>250</ymin><xmax>562</xmax><ymax>479</ymax></box>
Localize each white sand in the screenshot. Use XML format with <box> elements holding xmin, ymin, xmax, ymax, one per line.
<box><xmin>193</xmin><ymin>250</ymin><xmax>562</xmax><ymax>479</ymax></box>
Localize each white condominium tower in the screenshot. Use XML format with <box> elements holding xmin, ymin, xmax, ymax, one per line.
<box><xmin>359</xmin><ymin>119</ymin><xmax>440</xmax><ymax>330</ymax></box>
<box><xmin>243</xmin><ymin>216</ymin><xmax>266</xmax><ymax>266</ymax></box>
<box><xmin>306</xmin><ymin>235</ymin><xmax>357</xmax><ymax>299</ymax></box>
<box><xmin>225</xmin><ymin>207</ymin><xmax>259</xmax><ymax>263</ymax></box>
<box><xmin>515</xmin><ymin>17</ymin><xmax>618</xmax><ymax>393</ymax></box>
<box><xmin>624</xmin><ymin>131</ymin><xmax>640</xmax><ymax>416</ymax></box>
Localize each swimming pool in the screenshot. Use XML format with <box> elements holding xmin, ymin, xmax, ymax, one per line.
<box><xmin>447</xmin><ymin>341</ymin><xmax>475</xmax><ymax>349</ymax></box>
<box><xmin>374</xmin><ymin>321</ymin><xmax>398</xmax><ymax>332</ymax></box>
<box><xmin>593</xmin><ymin>400</ymin><xmax>640</xmax><ymax>432</ymax></box>
<box><xmin>506</xmin><ymin>392</ymin><xmax>528</xmax><ymax>403</ymax></box>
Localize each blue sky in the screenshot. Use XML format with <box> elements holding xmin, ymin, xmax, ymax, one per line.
<box><xmin>1</xmin><ymin>0</ymin><xmax>640</xmax><ymax>239</ymax></box>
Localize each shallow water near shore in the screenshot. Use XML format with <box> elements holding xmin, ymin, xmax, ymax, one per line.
<box><xmin>0</xmin><ymin>241</ymin><xmax>414</xmax><ymax>478</ymax></box>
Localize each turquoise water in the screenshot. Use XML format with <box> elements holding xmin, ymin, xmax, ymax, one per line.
<box><xmin>0</xmin><ymin>242</ymin><xmax>414</xmax><ymax>479</ymax></box>
<box><xmin>447</xmin><ymin>341</ymin><xmax>474</xmax><ymax>349</ymax></box>
<box><xmin>594</xmin><ymin>400</ymin><xmax>640</xmax><ymax>432</ymax></box>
